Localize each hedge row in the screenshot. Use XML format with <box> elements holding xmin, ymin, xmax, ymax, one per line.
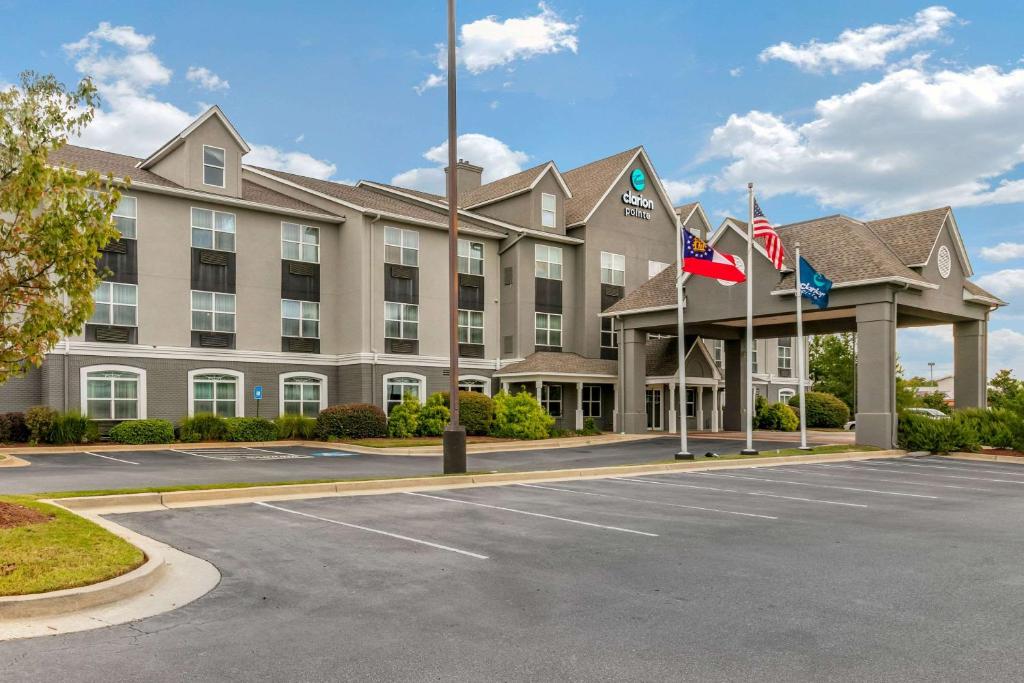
<box><xmin>898</xmin><ymin>408</ymin><xmax>1024</xmax><ymax>454</ymax></box>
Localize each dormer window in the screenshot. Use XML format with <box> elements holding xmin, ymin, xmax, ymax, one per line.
<box><xmin>203</xmin><ymin>145</ymin><xmax>226</xmax><ymax>187</ymax></box>
<box><xmin>541</xmin><ymin>193</ymin><xmax>556</xmax><ymax>228</ymax></box>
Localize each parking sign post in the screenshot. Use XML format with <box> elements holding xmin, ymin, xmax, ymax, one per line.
<box><xmin>254</xmin><ymin>385</ymin><xmax>263</xmax><ymax>418</ymax></box>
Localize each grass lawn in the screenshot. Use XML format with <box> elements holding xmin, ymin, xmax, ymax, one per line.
<box><xmin>0</xmin><ymin>496</ymin><xmax>144</xmax><ymax>597</ymax></box>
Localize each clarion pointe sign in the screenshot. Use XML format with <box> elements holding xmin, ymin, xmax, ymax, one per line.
<box><xmin>622</xmin><ymin>167</ymin><xmax>655</xmax><ymax>220</ymax></box>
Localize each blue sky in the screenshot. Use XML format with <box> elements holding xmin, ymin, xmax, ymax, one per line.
<box><xmin>2</xmin><ymin>1</ymin><xmax>1022</xmax><ymax>379</ymax></box>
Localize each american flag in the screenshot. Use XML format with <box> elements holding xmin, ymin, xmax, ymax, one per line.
<box><xmin>752</xmin><ymin>198</ymin><xmax>784</xmax><ymax>270</ymax></box>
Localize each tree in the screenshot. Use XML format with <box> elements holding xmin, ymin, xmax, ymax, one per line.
<box><xmin>808</xmin><ymin>333</ymin><xmax>856</xmax><ymax>409</ymax></box>
<box><xmin>988</xmin><ymin>369</ymin><xmax>1023</xmax><ymax>411</ymax></box>
<box><xmin>0</xmin><ymin>72</ymin><xmax>120</xmax><ymax>383</ymax></box>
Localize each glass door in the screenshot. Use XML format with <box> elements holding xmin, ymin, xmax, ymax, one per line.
<box><xmin>646</xmin><ymin>388</ymin><xmax>663</xmax><ymax>431</ymax></box>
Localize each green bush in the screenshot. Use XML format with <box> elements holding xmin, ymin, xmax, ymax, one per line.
<box><xmin>109</xmin><ymin>419</ymin><xmax>174</xmax><ymax>445</ymax></box>
<box><xmin>387</xmin><ymin>393</ymin><xmax>421</xmax><ymax>438</ymax></box>
<box><xmin>25</xmin><ymin>405</ymin><xmax>57</xmax><ymax>444</ymax></box>
<box><xmin>274</xmin><ymin>414</ymin><xmax>317</xmax><ymax>440</ymax></box>
<box><xmin>953</xmin><ymin>408</ymin><xmax>1023</xmax><ymax>449</ymax></box>
<box><xmin>898</xmin><ymin>412</ymin><xmax>980</xmax><ymax>454</ymax></box>
<box><xmin>0</xmin><ymin>412</ymin><xmax>28</xmax><ymax>443</ymax></box>
<box><xmin>315</xmin><ymin>403</ymin><xmax>388</xmax><ymax>440</ymax></box>
<box><xmin>580</xmin><ymin>417</ymin><xmax>601</xmax><ymax>436</ymax></box>
<box><xmin>490</xmin><ymin>389</ymin><xmax>554</xmax><ymax>440</ymax></box>
<box><xmin>46</xmin><ymin>412</ymin><xmax>98</xmax><ymax>445</ymax></box>
<box><xmin>223</xmin><ymin>417</ymin><xmax>278</xmax><ymax>442</ymax></box>
<box><xmin>753</xmin><ymin>394</ymin><xmax>770</xmax><ymax>428</ymax></box>
<box><xmin>789</xmin><ymin>391</ymin><xmax>850</xmax><ymax>428</ymax></box>
<box><xmin>417</xmin><ymin>393</ymin><xmax>450</xmax><ymax>437</ymax></box>
<box><xmin>759</xmin><ymin>402</ymin><xmax>799</xmax><ymax>431</ymax></box>
<box><xmin>436</xmin><ymin>391</ymin><xmax>495</xmax><ymax>436</ymax></box>
<box><xmin>178</xmin><ymin>413</ymin><xmax>228</xmax><ymax>442</ymax></box>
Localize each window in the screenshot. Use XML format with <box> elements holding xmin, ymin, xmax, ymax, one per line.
<box><xmin>191</xmin><ymin>207</ymin><xmax>236</xmax><ymax>251</ymax></box>
<box><xmin>535</xmin><ymin>244</ymin><xmax>562</xmax><ymax>280</ymax></box>
<box><xmin>582</xmin><ymin>385</ymin><xmax>601</xmax><ymax>418</ymax></box>
<box><xmin>458</xmin><ymin>239</ymin><xmax>484</xmax><ymax>275</ymax></box>
<box><xmin>777</xmin><ymin>338</ymin><xmax>792</xmax><ymax>376</ymax></box>
<box><xmin>711</xmin><ymin>340</ymin><xmax>724</xmax><ymax>369</ymax></box>
<box><xmin>540</xmin><ymin>384</ymin><xmax>562</xmax><ymax>417</ymax></box>
<box><xmin>282</xmin><ymin>300</ymin><xmax>319</xmax><ymax>338</ymax></box>
<box><xmin>600</xmin><ymin>252</ymin><xmax>625</xmax><ymax>286</ymax></box>
<box><xmin>282</xmin><ymin>223</ymin><xmax>319</xmax><ymax>263</ymax></box>
<box><xmin>385</xmin><ymin>302</ymin><xmax>418</xmax><ymax>339</ymax></box>
<box><xmin>282</xmin><ymin>375</ymin><xmax>324</xmax><ymax>417</ymax></box>
<box><xmin>385</xmin><ymin>375</ymin><xmax>424</xmax><ymax>413</ymax></box>
<box><xmin>89</xmin><ymin>282</ymin><xmax>137</xmax><ymax>326</ymax></box>
<box><xmin>751</xmin><ymin>342</ymin><xmax>759</xmax><ymax>374</ymax></box>
<box><xmin>192</xmin><ymin>373</ymin><xmax>238</xmax><ymax>417</ymax></box>
<box><xmin>649</xmin><ymin>260</ymin><xmax>670</xmax><ymax>278</ymax></box>
<box><xmin>458</xmin><ymin>309</ymin><xmax>484</xmax><ymax>345</ymax></box>
<box><xmin>384</xmin><ymin>226</ymin><xmax>419</xmax><ymax>266</ymax></box>
<box><xmin>779</xmin><ymin>388</ymin><xmax>796</xmax><ymax>404</ymax></box>
<box><xmin>113</xmin><ymin>195</ymin><xmax>137</xmax><ymax>239</ymax></box>
<box><xmin>203</xmin><ymin>145</ymin><xmax>226</xmax><ymax>187</ymax></box>
<box><xmin>85</xmin><ymin>369</ymin><xmax>140</xmax><ymax>419</ymax></box>
<box><xmin>686</xmin><ymin>388</ymin><xmax>696</xmax><ymax>418</ymax></box>
<box><xmin>459</xmin><ymin>377</ymin><xmax>490</xmax><ymax>395</ymax></box>
<box><xmin>191</xmin><ymin>291</ymin><xmax>235</xmax><ymax>333</ymax></box>
<box><xmin>601</xmin><ymin>317</ymin><xmax>617</xmax><ymax>349</ymax></box>
<box><xmin>541</xmin><ymin>193</ymin><xmax>556</xmax><ymax>228</ymax></box>
<box><xmin>535</xmin><ymin>312</ymin><xmax>562</xmax><ymax>347</ymax></box>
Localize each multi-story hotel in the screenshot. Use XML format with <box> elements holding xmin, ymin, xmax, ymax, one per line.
<box><xmin>1</xmin><ymin>106</ymin><xmax>1000</xmax><ymax>445</ymax></box>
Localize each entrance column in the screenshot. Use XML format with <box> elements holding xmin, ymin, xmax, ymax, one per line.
<box><xmin>501</xmin><ymin>380</ymin><xmax>509</xmax><ymax>394</ymax></box>
<box><xmin>711</xmin><ymin>388</ymin><xmax>720</xmax><ymax>432</ymax></box>
<box><xmin>668</xmin><ymin>381</ymin><xmax>678</xmax><ymax>434</ymax></box>
<box><xmin>696</xmin><ymin>387</ymin><xmax>704</xmax><ymax>431</ymax></box>
<box><xmin>954</xmin><ymin>320</ymin><xmax>987</xmax><ymax>409</ymax></box>
<box><xmin>723</xmin><ymin>339</ymin><xmax>743</xmax><ymax>431</ymax></box>
<box><xmin>622</xmin><ymin>328</ymin><xmax>648</xmax><ymax>433</ymax></box>
<box><xmin>575</xmin><ymin>381</ymin><xmax>584</xmax><ymax>430</ymax></box>
<box><xmin>855</xmin><ymin>302</ymin><xmax>897</xmax><ymax>448</ymax></box>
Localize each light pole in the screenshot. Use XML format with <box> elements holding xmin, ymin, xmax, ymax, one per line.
<box><xmin>928</xmin><ymin>361</ymin><xmax>935</xmax><ymax>382</ymax></box>
<box><xmin>442</xmin><ymin>0</ymin><xmax>467</xmax><ymax>474</ymax></box>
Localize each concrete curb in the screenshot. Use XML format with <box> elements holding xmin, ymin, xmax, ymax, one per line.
<box><xmin>0</xmin><ymin>454</ymin><xmax>29</xmax><ymax>467</ymax></box>
<box><xmin>944</xmin><ymin>451</ymin><xmax>1024</xmax><ymax>465</ymax></box>
<box><xmin>55</xmin><ymin>449</ymin><xmax>904</xmax><ymax>514</ymax></box>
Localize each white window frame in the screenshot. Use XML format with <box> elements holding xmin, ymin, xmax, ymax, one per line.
<box><xmin>89</xmin><ymin>281</ymin><xmax>138</xmax><ymax>327</ymax></box>
<box><xmin>187</xmin><ymin>368</ymin><xmax>244</xmax><ymax>418</ymax></box>
<box><xmin>534</xmin><ymin>244</ymin><xmax>563</xmax><ymax>280</ymax></box>
<box><xmin>279</xmin><ymin>371</ymin><xmax>328</xmax><ymax>417</ymax></box>
<box><xmin>113</xmin><ymin>195</ymin><xmax>137</xmax><ymax>239</ymax></box>
<box><xmin>191</xmin><ymin>290</ymin><xmax>236</xmax><ymax>333</ymax></box>
<box><xmin>778</xmin><ymin>338</ymin><xmax>792</xmax><ymax>374</ymax></box>
<box><xmin>203</xmin><ymin>144</ymin><xmax>226</xmax><ymax>188</ymax></box>
<box><xmin>281</xmin><ymin>222</ymin><xmax>320</xmax><ymax>263</ymax></box>
<box><xmin>385</xmin><ymin>302</ymin><xmax>419</xmax><ymax>340</ymax></box>
<box><xmin>778</xmin><ymin>388</ymin><xmax>796</xmax><ymax>404</ymax></box>
<box><xmin>384</xmin><ymin>226</ymin><xmax>419</xmax><ymax>266</ymax></box>
<box><xmin>540</xmin><ymin>384</ymin><xmax>563</xmax><ymax>417</ymax></box>
<box><xmin>458</xmin><ymin>375</ymin><xmax>492</xmax><ymax>396</ymax></box>
<box><xmin>382</xmin><ymin>372</ymin><xmax>426</xmax><ymax>413</ymax></box>
<box><xmin>600</xmin><ymin>317</ymin><xmax>617</xmax><ymax>349</ymax></box>
<box><xmin>600</xmin><ymin>252</ymin><xmax>625</xmax><ymax>286</ymax></box>
<box><xmin>282</xmin><ymin>299</ymin><xmax>320</xmax><ymax>339</ymax></box>
<box><xmin>751</xmin><ymin>342</ymin><xmax>759</xmax><ymax>374</ymax></box>
<box><xmin>535</xmin><ymin>312</ymin><xmax>562</xmax><ymax>348</ymax></box>
<box><xmin>712</xmin><ymin>339</ymin><xmax>724</xmax><ymax>369</ymax></box>
<box><xmin>541</xmin><ymin>192</ymin><xmax>556</xmax><ymax>228</ymax></box>
<box><xmin>686</xmin><ymin>388</ymin><xmax>696</xmax><ymax>418</ymax></box>
<box><xmin>648</xmin><ymin>260</ymin><xmax>669</xmax><ymax>278</ymax></box>
<box><xmin>458</xmin><ymin>309</ymin><xmax>484</xmax><ymax>345</ymax></box>
<box><xmin>582</xmin><ymin>385</ymin><xmax>601</xmax><ymax>418</ymax></box>
<box><xmin>191</xmin><ymin>207</ymin><xmax>236</xmax><ymax>252</ymax></box>
<box><xmin>80</xmin><ymin>364</ymin><xmax>147</xmax><ymax>420</ymax></box>
<box><xmin>457</xmin><ymin>239</ymin><xmax>484</xmax><ymax>275</ymax></box>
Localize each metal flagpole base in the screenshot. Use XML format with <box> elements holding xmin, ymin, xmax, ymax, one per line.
<box><xmin>443</xmin><ymin>425</ymin><xmax>467</xmax><ymax>474</ymax></box>
<box><xmin>798</xmin><ymin>446</ymin><xmax>814</xmax><ymax>451</ymax></box>
<box><xmin>675</xmin><ymin>451</ymin><xmax>696</xmax><ymax>460</ymax></box>
<box><xmin>740</xmin><ymin>449</ymin><xmax>759</xmax><ymax>455</ymax></box>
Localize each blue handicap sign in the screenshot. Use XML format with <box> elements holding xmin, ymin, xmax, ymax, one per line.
<box><xmin>253</xmin><ymin>385</ymin><xmax>263</xmax><ymax>400</ymax></box>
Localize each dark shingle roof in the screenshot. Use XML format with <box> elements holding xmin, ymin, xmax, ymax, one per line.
<box><xmin>604</xmin><ymin>266</ymin><xmax>676</xmax><ymax>314</ymax></box>
<box><xmin>865</xmin><ymin>207</ymin><xmax>950</xmax><ymax>266</ymax></box>
<box><xmin>675</xmin><ymin>202</ymin><xmax>699</xmax><ymax>219</ymax></box>
<box><xmin>361</xmin><ymin>181</ymin><xmax>448</xmax><ymax>204</ymax></box>
<box><xmin>562</xmin><ymin>147</ymin><xmax>642</xmax><ymax>225</ymax></box>
<box><xmin>646</xmin><ymin>337</ymin><xmax>679</xmax><ymax>376</ymax></box>
<box><xmin>494</xmin><ymin>352</ymin><xmax>617</xmax><ymax>377</ymax></box>
<box><xmin>963</xmin><ymin>280</ymin><xmax>1006</xmax><ymax>304</ymax></box>
<box><xmin>461</xmin><ymin>162</ymin><xmax>552</xmax><ymax>208</ymax></box>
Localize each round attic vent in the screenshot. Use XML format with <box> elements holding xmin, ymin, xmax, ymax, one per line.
<box><xmin>719</xmin><ymin>255</ymin><xmax>744</xmax><ymax>287</ymax></box>
<box><xmin>937</xmin><ymin>245</ymin><xmax>952</xmax><ymax>279</ymax></box>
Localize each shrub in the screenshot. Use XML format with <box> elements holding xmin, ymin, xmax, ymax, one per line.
<box><xmin>387</xmin><ymin>394</ymin><xmax>421</xmax><ymax>438</ymax></box>
<box><xmin>417</xmin><ymin>393</ymin><xmax>450</xmax><ymax>437</ymax></box>
<box><xmin>953</xmin><ymin>408</ymin><xmax>1023</xmax><ymax>450</ymax></box>
<box><xmin>436</xmin><ymin>391</ymin><xmax>495</xmax><ymax>436</ymax></box>
<box><xmin>580</xmin><ymin>417</ymin><xmax>601</xmax><ymax>436</ymax></box>
<box><xmin>898</xmin><ymin>412</ymin><xmax>980</xmax><ymax>454</ymax></box>
<box><xmin>273</xmin><ymin>414</ymin><xmax>317</xmax><ymax>440</ymax></box>
<box><xmin>25</xmin><ymin>405</ymin><xmax>57</xmax><ymax>444</ymax></box>
<box><xmin>0</xmin><ymin>412</ymin><xmax>28</xmax><ymax>443</ymax></box>
<box><xmin>178</xmin><ymin>413</ymin><xmax>228</xmax><ymax>442</ymax></box>
<box><xmin>109</xmin><ymin>419</ymin><xmax>174</xmax><ymax>445</ymax></box>
<box><xmin>753</xmin><ymin>394</ymin><xmax>770</xmax><ymax>429</ymax></box>
<box><xmin>789</xmin><ymin>391</ymin><xmax>850</xmax><ymax>428</ymax></box>
<box><xmin>223</xmin><ymin>417</ymin><xmax>278</xmax><ymax>442</ymax></box>
<box><xmin>46</xmin><ymin>412</ymin><xmax>98</xmax><ymax>445</ymax></box>
<box><xmin>315</xmin><ymin>403</ymin><xmax>388</xmax><ymax>440</ymax></box>
<box><xmin>759</xmin><ymin>402</ymin><xmax>799</xmax><ymax>431</ymax></box>
<box><xmin>490</xmin><ymin>389</ymin><xmax>554</xmax><ymax>440</ymax></box>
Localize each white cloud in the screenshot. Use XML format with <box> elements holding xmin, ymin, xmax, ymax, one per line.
<box><xmin>989</xmin><ymin>328</ymin><xmax>1024</xmax><ymax>374</ymax></box>
<box><xmin>392</xmin><ymin>133</ymin><xmax>529</xmax><ymax>194</ymax></box>
<box><xmin>900</xmin><ymin>324</ymin><xmax>1024</xmax><ymax>379</ymax></box>
<box><xmin>417</xmin><ymin>2</ymin><xmax>578</xmax><ymax>93</ymax></box>
<box><xmin>729</xmin><ymin>67</ymin><xmax>743</xmax><ymax>78</ymax></box>
<box><xmin>294</xmin><ymin>133</ymin><xmax>305</xmax><ymax>143</ymax></box>
<box><xmin>976</xmin><ymin>269</ymin><xmax>1024</xmax><ymax>299</ymax></box>
<box><xmin>704</xmin><ymin>63</ymin><xmax>1024</xmax><ymax>216</ymax></box>
<box><xmin>760</xmin><ymin>6</ymin><xmax>957</xmax><ymax>74</ymax></box>
<box><xmin>186</xmin><ymin>66</ymin><xmax>229</xmax><ymax>91</ymax></box>
<box><xmin>661</xmin><ymin>177</ymin><xmax>709</xmax><ymax>203</ymax></box>
<box><xmin>246</xmin><ymin>144</ymin><xmax>335</xmax><ymax>180</ymax></box>
<box><xmin>979</xmin><ymin>242</ymin><xmax>1024</xmax><ymax>262</ymax></box>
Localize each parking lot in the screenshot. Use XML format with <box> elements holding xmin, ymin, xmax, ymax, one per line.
<box><xmin>5</xmin><ymin>455</ymin><xmax>1024</xmax><ymax>681</ymax></box>
<box><xmin>0</xmin><ymin>435</ymin><xmax>808</xmax><ymax>495</ymax></box>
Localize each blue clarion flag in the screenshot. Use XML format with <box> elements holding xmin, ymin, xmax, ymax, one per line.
<box><xmin>799</xmin><ymin>256</ymin><xmax>833</xmax><ymax>309</ymax></box>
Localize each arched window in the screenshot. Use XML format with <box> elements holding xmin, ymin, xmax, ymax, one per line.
<box><xmin>280</xmin><ymin>372</ymin><xmax>327</xmax><ymax>417</ymax></box>
<box><xmin>383</xmin><ymin>373</ymin><xmax>425</xmax><ymax>413</ymax></box>
<box><xmin>778</xmin><ymin>388</ymin><xmax>796</xmax><ymax>404</ymax></box>
<box><xmin>82</xmin><ymin>366</ymin><xmax>145</xmax><ymax>419</ymax></box>
<box><xmin>188</xmin><ymin>369</ymin><xmax>243</xmax><ymax>417</ymax></box>
<box><xmin>458</xmin><ymin>376</ymin><xmax>491</xmax><ymax>396</ymax></box>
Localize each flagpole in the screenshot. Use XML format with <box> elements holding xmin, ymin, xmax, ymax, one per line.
<box><xmin>675</xmin><ymin>222</ymin><xmax>692</xmax><ymax>459</ymax></box>
<box><xmin>794</xmin><ymin>242</ymin><xmax>811</xmax><ymax>451</ymax></box>
<box><xmin>742</xmin><ymin>183</ymin><xmax>757</xmax><ymax>455</ymax></box>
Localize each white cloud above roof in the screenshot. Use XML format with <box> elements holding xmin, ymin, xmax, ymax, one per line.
<box><xmin>392</xmin><ymin>133</ymin><xmax>529</xmax><ymax>194</ymax></box>
<box><xmin>979</xmin><ymin>242</ymin><xmax>1024</xmax><ymax>263</ymax></box>
<box><xmin>246</xmin><ymin>144</ymin><xmax>336</xmax><ymax>180</ymax></box>
<box><xmin>186</xmin><ymin>66</ymin><xmax>229</xmax><ymax>92</ymax></box>
<box><xmin>976</xmin><ymin>268</ymin><xmax>1024</xmax><ymax>299</ymax></box>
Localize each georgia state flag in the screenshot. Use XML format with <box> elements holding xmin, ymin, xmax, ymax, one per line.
<box><xmin>681</xmin><ymin>229</ymin><xmax>746</xmax><ymax>283</ymax></box>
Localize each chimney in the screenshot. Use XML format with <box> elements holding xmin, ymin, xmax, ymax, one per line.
<box><xmin>445</xmin><ymin>158</ymin><xmax>484</xmax><ymax>192</ymax></box>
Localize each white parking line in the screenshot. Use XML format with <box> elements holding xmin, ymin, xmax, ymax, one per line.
<box><xmin>693</xmin><ymin>471</ymin><xmax>939</xmax><ymax>499</ymax></box>
<box><xmin>83</xmin><ymin>451</ymin><xmax>139</xmax><ymax>465</ymax></box>
<box><xmin>895</xmin><ymin>459</ymin><xmax>1024</xmax><ymax>477</ymax></box>
<box><xmin>917</xmin><ymin>457</ymin><xmax>1024</xmax><ymax>475</ymax></box>
<box><xmin>517</xmin><ymin>482</ymin><xmax>780</xmax><ymax>519</ymax></box>
<box><xmin>404</xmin><ymin>491</ymin><xmax>659</xmax><ymax>537</ymax></box>
<box><xmin>611</xmin><ymin>476</ymin><xmax>868</xmax><ymax>508</ymax></box>
<box><xmin>854</xmin><ymin>461</ymin><xmax>1024</xmax><ymax>485</ymax></box>
<box><xmin>792</xmin><ymin>464</ymin><xmax>993</xmax><ymax>492</ymax></box>
<box><xmin>169</xmin><ymin>448</ymin><xmax>234</xmax><ymax>461</ymax></box>
<box><xmin>243</xmin><ymin>446</ymin><xmax>311</xmax><ymax>458</ymax></box>
<box><xmin>255</xmin><ymin>502</ymin><xmax>488</xmax><ymax>560</ymax></box>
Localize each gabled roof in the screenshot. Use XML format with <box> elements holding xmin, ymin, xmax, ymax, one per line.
<box><xmin>561</xmin><ymin>146</ymin><xmax>642</xmax><ymax>226</ymax></box>
<box><xmin>963</xmin><ymin>280</ymin><xmax>1006</xmax><ymax>306</ymax></box>
<box><xmin>646</xmin><ymin>337</ymin><xmax>721</xmax><ymax>380</ymax></box>
<box><xmin>494</xmin><ymin>352</ymin><xmax>617</xmax><ymax>378</ymax></box>
<box><xmin>356</xmin><ymin>181</ymin><xmax>447</xmax><ymax>204</ymax></box>
<box><xmin>603</xmin><ymin>265</ymin><xmax>676</xmax><ymax>315</ymax></box>
<box><xmin>138</xmin><ymin>106</ymin><xmax>250</xmax><ymax>170</ymax></box>
<box><xmin>461</xmin><ymin>161</ymin><xmax>571</xmax><ymax>209</ymax></box>
<box><xmin>865</xmin><ymin>207</ymin><xmax>950</xmax><ymax>266</ymax></box>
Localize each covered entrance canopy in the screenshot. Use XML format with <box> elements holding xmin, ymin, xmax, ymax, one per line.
<box><xmin>603</xmin><ymin>207</ymin><xmax>1006</xmax><ymax>448</ymax></box>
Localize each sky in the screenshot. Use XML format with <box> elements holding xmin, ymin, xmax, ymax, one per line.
<box><xmin>1</xmin><ymin>0</ymin><xmax>1022</xmax><ymax>380</ymax></box>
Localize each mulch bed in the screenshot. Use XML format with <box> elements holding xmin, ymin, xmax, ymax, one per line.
<box><xmin>984</xmin><ymin>449</ymin><xmax>1024</xmax><ymax>457</ymax></box>
<box><xmin>0</xmin><ymin>501</ymin><xmax>52</xmax><ymax>529</ymax></box>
